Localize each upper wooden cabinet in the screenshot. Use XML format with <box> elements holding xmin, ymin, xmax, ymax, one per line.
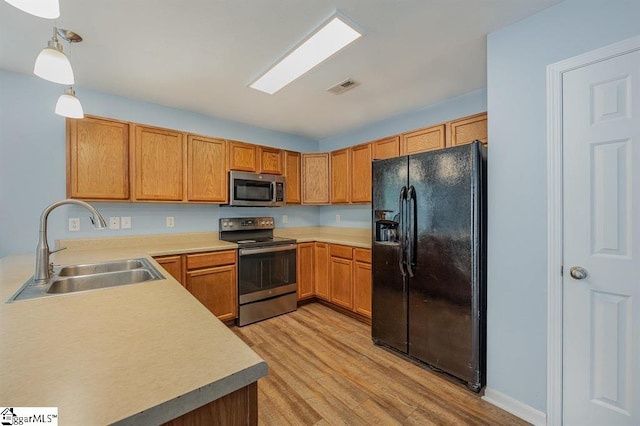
<box><xmin>259</xmin><ymin>146</ymin><xmax>283</xmax><ymax>175</ymax></box>
<box><xmin>372</xmin><ymin>136</ymin><xmax>400</xmax><ymax>160</ymax></box>
<box><xmin>302</xmin><ymin>153</ymin><xmax>330</xmax><ymax>204</ymax></box>
<box><xmin>330</xmin><ymin>148</ymin><xmax>350</xmax><ymax>204</ymax></box>
<box><xmin>446</xmin><ymin>112</ymin><xmax>488</xmax><ymax>147</ymax></box>
<box><xmin>401</xmin><ymin>124</ymin><xmax>446</xmax><ymax>155</ymax></box>
<box><xmin>350</xmin><ymin>143</ymin><xmax>372</xmax><ymax>203</ymax></box>
<box><xmin>228</xmin><ymin>140</ymin><xmax>258</xmax><ymax>172</ymax></box>
<box><xmin>132</xmin><ymin>124</ymin><xmax>186</xmax><ymax>201</ymax></box>
<box><xmin>284</xmin><ymin>151</ymin><xmax>301</xmax><ymax>204</ymax></box>
<box><xmin>66</xmin><ymin>116</ymin><xmax>130</xmax><ymax>200</ymax></box>
<box><xmin>187</xmin><ymin>135</ymin><xmax>227</xmax><ymax>203</ymax></box>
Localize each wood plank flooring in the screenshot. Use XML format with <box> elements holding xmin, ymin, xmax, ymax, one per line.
<box><xmin>232</xmin><ymin>303</ymin><xmax>528</xmax><ymax>425</ymax></box>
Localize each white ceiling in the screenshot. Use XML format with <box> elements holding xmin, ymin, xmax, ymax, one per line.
<box><xmin>0</xmin><ymin>0</ymin><xmax>561</xmax><ymax>140</ymax></box>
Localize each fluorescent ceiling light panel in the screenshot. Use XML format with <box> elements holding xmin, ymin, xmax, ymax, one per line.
<box><xmin>250</xmin><ymin>15</ymin><xmax>362</xmax><ymax>94</ymax></box>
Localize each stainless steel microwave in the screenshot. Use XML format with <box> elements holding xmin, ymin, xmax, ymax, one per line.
<box><xmin>227</xmin><ymin>171</ymin><xmax>285</xmax><ymax>207</ymax></box>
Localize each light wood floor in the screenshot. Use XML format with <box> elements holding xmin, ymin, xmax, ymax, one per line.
<box><xmin>232</xmin><ymin>303</ymin><xmax>528</xmax><ymax>425</ymax></box>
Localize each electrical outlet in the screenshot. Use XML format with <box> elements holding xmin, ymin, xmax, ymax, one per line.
<box><xmin>109</xmin><ymin>217</ymin><xmax>120</xmax><ymax>230</ymax></box>
<box><xmin>121</xmin><ymin>216</ymin><xmax>131</xmax><ymax>229</ymax></box>
<box><xmin>69</xmin><ymin>218</ymin><xmax>80</xmax><ymax>232</ymax></box>
<box><xmin>166</xmin><ymin>216</ymin><xmax>175</xmax><ymax>228</ymax></box>
<box><xmin>282</xmin><ymin>215</ymin><xmax>288</xmax><ymax>224</ymax></box>
<box><xmin>336</xmin><ymin>214</ymin><xmax>341</xmax><ymax>223</ymax></box>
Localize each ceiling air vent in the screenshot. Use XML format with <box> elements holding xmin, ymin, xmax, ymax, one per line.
<box><xmin>327</xmin><ymin>78</ymin><xmax>360</xmax><ymax>95</ymax></box>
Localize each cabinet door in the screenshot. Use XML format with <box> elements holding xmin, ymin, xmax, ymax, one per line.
<box><xmin>284</xmin><ymin>151</ymin><xmax>301</xmax><ymax>204</ymax></box>
<box><xmin>133</xmin><ymin>125</ymin><xmax>185</xmax><ymax>201</ymax></box>
<box><xmin>302</xmin><ymin>153</ymin><xmax>330</xmax><ymax>204</ymax></box>
<box><xmin>350</xmin><ymin>143</ymin><xmax>372</xmax><ymax>203</ymax></box>
<box><xmin>372</xmin><ymin>136</ymin><xmax>400</xmax><ymax>160</ymax></box>
<box><xmin>353</xmin><ymin>249</ymin><xmax>372</xmax><ymax>318</ymax></box>
<box><xmin>228</xmin><ymin>141</ymin><xmax>257</xmax><ymax>172</ymax></box>
<box><xmin>446</xmin><ymin>112</ymin><xmax>488</xmax><ymax>147</ymax></box>
<box><xmin>187</xmin><ymin>135</ymin><xmax>227</xmax><ymax>202</ymax></box>
<box><xmin>259</xmin><ymin>146</ymin><xmax>283</xmax><ymax>175</ymax></box>
<box><xmin>67</xmin><ymin>116</ymin><xmax>130</xmax><ymax>200</ymax></box>
<box><xmin>401</xmin><ymin>124</ymin><xmax>445</xmax><ymax>155</ymax></box>
<box><xmin>330</xmin><ymin>148</ymin><xmax>350</xmax><ymax>204</ymax></box>
<box><xmin>330</xmin><ymin>256</ymin><xmax>353</xmax><ymax>310</ymax></box>
<box><xmin>314</xmin><ymin>242</ymin><xmax>330</xmax><ymax>300</ymax></box>
<box><xmin>186</xmin><ymin>265</ymin><xmax>238</xmax><ymax>321</ymax></box>
<box><xmin>297</xmin><ymin>242</ymin><xmax>315</xmax><ymax>300</ymax></box>
<box><xmin>154</xmin><ymin>255</ymin><xmax>185</xmax><ymax>285</ymax></box>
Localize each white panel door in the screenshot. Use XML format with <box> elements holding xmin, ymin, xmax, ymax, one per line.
<box><xmin>562</xmin><ymin>50</ymin><xmax>640</xmax><ymax>425</ymax></box>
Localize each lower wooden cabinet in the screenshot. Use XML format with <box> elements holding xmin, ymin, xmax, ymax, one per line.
<box><xmin>154</xmin><ymin>255</ymin><xmax>185</xmax><ymax>285</ymax></box>
<box><xmin>155</xmin><ymin>250</ymin><xmax>238</xmax><ymax>322</ymax></box>
<box><xmin>297</xmin><ymin>242</ymin><xmax>315</xmax><ymax>300</ymax></box>
<box><xmin>330</xmin><ymin>244</ymin><xmax>354</xmax><ymax>309</ymax></box>
<box><xmin>314</xmin><ymin>242</ymin><xmax>330</xmax><ymax>300</ymax></box>
<box><xmin>353</xmin><ymin>248</ymin><xmax>372</xmax><ymax>318</ymax></box>
<box><xmin>298</xmin><ymin>243</ymin><xmax>371</xmax><ymax>319</ymax></box>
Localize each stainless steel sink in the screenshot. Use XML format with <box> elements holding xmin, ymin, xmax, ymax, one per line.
<box><xmin>7</xmin><ymin>258</ymin><xmax>165</xmax><ymax>302</ymax></box>
<box><xmin>58</xmin><ymin>259</ymin><xmax>147</xmax><ymax>276</ymax></box>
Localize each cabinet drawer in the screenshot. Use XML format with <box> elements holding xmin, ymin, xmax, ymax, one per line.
<box><xmin>186</xmin><ymin>250</ymin><xmax>236</xmax><ymax>270</ymax></box>
<box><xmin>354</xmin><ymin>248</ymin><xmax>371</xmax><ymax>263</ymax></box>
<box><xmin>330</xmin><ymin>244</ymin><xmax>353</xmax><ymax>260</ymax></box>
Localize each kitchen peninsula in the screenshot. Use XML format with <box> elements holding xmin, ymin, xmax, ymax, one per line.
<box><xmin>0</xmin><ymin>238</ymin><xmax>266</xmax><ymax>425</ymax></box>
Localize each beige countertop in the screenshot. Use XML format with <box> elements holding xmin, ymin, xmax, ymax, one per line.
<box><xmin>0</xmin><ymin>227</ymin><xmax>369</xmax><ymax>424</ymax></box>
<box><xmin>0</xmin><ymin>247</ymin><xmax>266</xmax><ymax>425</ymax></box>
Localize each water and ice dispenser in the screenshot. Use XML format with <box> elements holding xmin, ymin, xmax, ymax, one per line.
<box><xmin>374</xmin><ymin>210</ymin><xmax>398</xmax><ymax>243</ymax></box>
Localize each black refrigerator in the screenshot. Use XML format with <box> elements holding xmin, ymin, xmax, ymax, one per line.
<box><xmin>371</xmin><ymin>141</ymin><xmax>487</xmax><ymax>392</ymax></box>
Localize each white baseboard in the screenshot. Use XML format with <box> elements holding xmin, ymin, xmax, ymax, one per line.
<box><xmin>482</xmin><ymin>387</ymin><xmax>547</xmax><ymax>426</ymax></box>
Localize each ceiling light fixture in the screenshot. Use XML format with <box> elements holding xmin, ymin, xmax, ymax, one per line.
<box><xmin>3</xmin><ymin>0</ymin><xmax>59</xmax><ymax>19</ymax></box>
<box><xmin>55</xmin><ymin>86</ymin><xmax>84</xmax><ymax>118</ymax></box>
<box><xmin>34</xmin><ymin>27</ymin><xmax>82</xmax><ymax>85</ymax></box>
<box><xmin>250</xmin><ymin>13</ymin><xmax>363</xmax><ymax>95</ymax></box>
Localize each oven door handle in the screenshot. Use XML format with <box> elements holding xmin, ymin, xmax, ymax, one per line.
<box><xmin>238</xmin><ymin>243</ymin><xmax>297</xmax><ymax>256</ymax></box>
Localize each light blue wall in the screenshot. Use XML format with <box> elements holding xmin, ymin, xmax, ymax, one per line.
<box><xmin>486</xmin><ymin>0</ymin><xmax>640</xmax><ymax>412</ymax></box>
<box><xmin>317</xmin><ymin>88</ymin><xmax>487</xmax><ymax>228</ymax></box>
<box><xmin>0</xmin><ymin>70</ymin><xmax>317</xmax><ymax>257</ymax></box>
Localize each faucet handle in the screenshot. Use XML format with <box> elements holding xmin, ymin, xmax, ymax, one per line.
<box><xmin>50</xmin><ymin>246</ymin><xmax>67</xmax><ymax>254</ymax></box>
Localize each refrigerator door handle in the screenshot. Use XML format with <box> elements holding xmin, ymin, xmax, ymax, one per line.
<box><xmin>398</xmin><ymin>186</ymin><xmax>407</xmax><ymax>277</ymax></box>
<box><xmin>406</xmin><ymin>185</ymin><xmax>416</xmax><ymax>277</ymax></box>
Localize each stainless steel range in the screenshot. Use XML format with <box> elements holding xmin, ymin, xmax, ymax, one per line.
<box><xmin>219</xmin><ymin>217</ymin><xmax>297</xmax><ymax>326</ymax></box>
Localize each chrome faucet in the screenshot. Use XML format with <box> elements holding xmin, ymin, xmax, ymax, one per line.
<box><xmin>34</xmin><ymin>199</ymin><xmax>107</xmax><ymax>284</ymax></box>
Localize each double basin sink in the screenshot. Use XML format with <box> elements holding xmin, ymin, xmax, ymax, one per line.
<box><xmin>8</xmin><ymin>258</ymin><xmax>165</xmax><ymax>302</ymax></box>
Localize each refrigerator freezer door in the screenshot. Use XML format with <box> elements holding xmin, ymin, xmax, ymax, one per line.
<box><xmin>372</xmin><ymin>156</ymin><xmax>409</xmax><ymax>353</ymax></box>
<box><xmin>407</xmin><ymin>143</ymin><xmax>483</xmax><ymax>388</ymax></box>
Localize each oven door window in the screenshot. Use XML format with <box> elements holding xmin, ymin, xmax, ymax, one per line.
<box><xmin>234</xmin><ymin>179</ymin><xmax>273</xmax><ymax>202</ymax></box>
<box><xmin>239</xmin><ymin>249</ymin><xmax>296</xmax><ymax>301</ymax></box>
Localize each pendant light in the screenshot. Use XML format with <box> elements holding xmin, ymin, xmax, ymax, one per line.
<box><xmin>55</xmin><ymin>86</ymin><xmax>83</xmax><ymax>118</ymax></box>
<box><xmin>3</xmin><ymin>0</ymin><xmax>60</xmax><ymax>19</ymax></box>
<box><xmin>34</xmin><ymin>27</ymin><xmax>82</xmax><ymax>85</ymax></box>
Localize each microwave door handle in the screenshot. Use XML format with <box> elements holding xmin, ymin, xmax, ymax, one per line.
<box><xmin>271</xmin><ymin>181</ymin><xmax>277</xmax><ymax>203</ymax></box>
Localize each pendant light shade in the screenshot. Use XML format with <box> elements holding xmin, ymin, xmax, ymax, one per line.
<box><xmin>55</xmin><ymin>86</ymin><xmax>83</xmax><ymax>118</ymax></box>
<box><xmin>3</xmin><ymin>0</ymin><xmax>60</xmax><ymax>18</ymax></box>
<box><xmin>34</xmin><ymin>36</ymin><xmax>74</xmax><ymax>85</ymax></box>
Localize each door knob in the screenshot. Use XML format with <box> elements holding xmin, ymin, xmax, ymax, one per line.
<box><xmin>569</xmin><ymin>266</ymin><xmax>588</xmax><ymax>280</ymax></box>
